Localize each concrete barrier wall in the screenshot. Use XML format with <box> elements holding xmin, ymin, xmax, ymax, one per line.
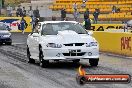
<box><xmin>93</xmin><ymin>32</ymin><xmax>132</xmax><ymax>56</ymax></box>
<box><xmin>91</xmin><ymin>24</ymin><xmax>124</xmax><ymax>31</ymax></box>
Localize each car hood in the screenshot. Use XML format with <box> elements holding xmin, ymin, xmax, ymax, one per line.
<box><xmin>0</xmin><ymin>30</ymin><xmax>10</xmax><ymax>35</ymax></box>
<box><xmin>40</xmin><ymin>30</ymin><xmax>96</xmax><ymax>44</ymax></box>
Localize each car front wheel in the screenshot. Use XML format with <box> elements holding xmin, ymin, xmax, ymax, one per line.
<box><xmin>6</xmin><ymin>42</ymin><xmax>12</xmax><ymax>45</ymax></box>
<box><xmin>27</xmin><ymin>46</ymin><xmax>35</xmax><ymax>63</ymax></box>
<box><xmin>39</xmin><ymin>46</ymin><xmax>49</xmax><ymax>68</ymax></box>
<box><xmin>89</xmin><ymin>59</ymin><xmax>99</xmax><ymax>66</ymax></box>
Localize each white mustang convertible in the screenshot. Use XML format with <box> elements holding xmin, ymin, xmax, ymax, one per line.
<box><xmin>27</xmin><ymin>21</ymin><xmax>99</xmax><ymax>67</ymax></box>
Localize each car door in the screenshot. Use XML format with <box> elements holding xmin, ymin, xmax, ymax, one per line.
<box><xmin>28</xmin><ymin>27</ymin><xmax>40</xmax><ymax>59</ymax></box>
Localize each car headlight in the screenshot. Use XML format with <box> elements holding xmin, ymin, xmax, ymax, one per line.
<box><xmin>86</xmin><ymin>42</ymin><xmax>98</xmax><ymax>47</ymax></box>
<box><xmin>3</xmin><ymin>34</ymin><xmax>11</xmax><ymax>38</ymax></box>
<box><xmin>46</xmin><ymin>43</ymin><xmax>62</xmax><ymax>48</ymax></box>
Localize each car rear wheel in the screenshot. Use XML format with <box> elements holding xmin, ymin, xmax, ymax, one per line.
<box><xmin>39</xmin><ymin>46</ymin><xmax>49</xmax><ymax>68</ymax></box>
<box><xmin>89</xmin><ymin>59</ymin><xmax>99</xmax><ymax>66</ymax></box>
<box><xmin>27</xmin><ymin>46</ymin><xmax>35</xmax><ymax>63</ymax></box>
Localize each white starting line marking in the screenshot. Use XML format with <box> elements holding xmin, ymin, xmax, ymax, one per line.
<box><xmin>126</xmin><ymin>57</ymin><xmax>132</xmax><ymax>59</ymax></box>
<box><xmin>12</xmin><ymin>43</ymin><xmax>26</xmax><ymax>45</ymax></box>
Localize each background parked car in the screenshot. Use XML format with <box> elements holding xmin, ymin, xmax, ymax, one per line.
<box><xmin>0</xmin><ymin>23</ymin><xmax>12</xmax><ymax>45</ymax></box>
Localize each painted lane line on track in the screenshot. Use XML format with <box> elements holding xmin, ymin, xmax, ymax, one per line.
<box><xmin>12</xmin><ymin>43</ymin><xmax>26</xmax><ymax>45</ymax></box>
<box><xmin>100</xmin><ymin>52</ymin><xmax>132</xmax><ymax>59</ymax></box>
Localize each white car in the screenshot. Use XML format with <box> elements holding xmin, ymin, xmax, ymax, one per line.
<box><xmin>27</xmin><ymin>21</ymin><xmax>99</xmax><ymax>67</ymax></box>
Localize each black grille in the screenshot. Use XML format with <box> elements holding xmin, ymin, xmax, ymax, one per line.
<box><xmin>0</xmin><ymin>38</ymin><xmax>11</xmax><ymax>42</ymax></box>
<box><xmin>63</xmin><ymin>52</ymin><xmax>85</xmax><ymax>56</ymax></box>
<box><xmin>64</xmin><ymin>43</ymin><xmax>84</xmax><ymax>46</ymax></box>
<box><xmin>75</xmin><ymin>43</ymin><xmax>84</xmax><ymax>46</ymax></box>
<box><xmin>64</xmin><ymin>44</ymin><xmax>73</xmax><ymax>46</ymax></box>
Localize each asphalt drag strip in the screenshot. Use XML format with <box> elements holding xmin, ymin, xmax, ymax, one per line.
<box><xmin>0</xmin><ymin>33</ymin><xmax>131</xmax><ymax>88</ymax></box>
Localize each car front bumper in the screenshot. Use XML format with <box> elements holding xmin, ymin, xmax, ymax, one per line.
<box><xmin>0</xmin><ymin>37</ymin><xmax>12</xmax><ymax>43</ymax></box>
<box><xmin>42</xmin><ymin>47</ymin><xmax>99</xmax><ymax>60</ymax></box>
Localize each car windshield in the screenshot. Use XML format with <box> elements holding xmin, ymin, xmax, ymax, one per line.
<box><xmin>0</xmin><ymin>23</ymin><xmax>7</xmax><ymax>30</ymax></box>
<box><xmin>42</xmin><ymin>22</ymin><xmax>87</xmax><ymax>35</ymax></box>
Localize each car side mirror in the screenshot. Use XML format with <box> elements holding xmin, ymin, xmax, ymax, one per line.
<box><xmin>31</xmin><ymin>33</ymin><xmax>39</xmax><ymax>37</ymax></box>
<box><xmin>88</xmin><ymin>31</ymin><xmax>93</xmax><ymax>36</ymax></box>
<box><xmin>7</xmin><ymin>28</ymin><xmax>11</xmax><ymax>31</ymax></box>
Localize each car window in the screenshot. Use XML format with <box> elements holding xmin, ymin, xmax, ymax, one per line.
<box><xmin>42</xmin><ymin>22</ymin><xmax>87</xmax><ymax>35</ymax></box>
<box><xmin>0</xmin><ymin>23</ymin><xmax>7</xmax><ymax>30</ymax></box>
<box><xmin>42</xmin><ymin>24</ymin><xmax>57</xmax><ymax>35</ymax></box>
